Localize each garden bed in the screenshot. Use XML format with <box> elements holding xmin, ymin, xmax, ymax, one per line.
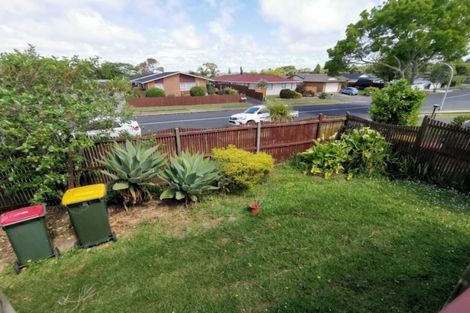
<box><xmin>1</xmin><ymin>165</ymin><xmax>469</xmax><ymax>312</ymax></box>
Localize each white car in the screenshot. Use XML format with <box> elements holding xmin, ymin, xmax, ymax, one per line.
<box><xmin>86</xmin><ymin>117</ymin><xmax>141</xmax><ymax>138</ymax></box>
<box><xmin>228</xmin><ymin>105</ymin><xmax>299</xmax><ymax>125</ymax></box>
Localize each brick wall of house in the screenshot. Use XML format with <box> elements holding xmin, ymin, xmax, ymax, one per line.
<box><xmin>163</xmin><ymin>74</ymin><xmax>182</xmax><ymax>96</ymax></box>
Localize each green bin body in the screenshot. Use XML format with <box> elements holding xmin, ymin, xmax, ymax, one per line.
<box><xmin>62</xmin><ymin>184</ymin><xmax>116</xmax><ymax>248</ymax></box>
<box><xmin>0</xmin><ymin>205</ymin><xmax>58</xmax><ymax>273</ymax></box>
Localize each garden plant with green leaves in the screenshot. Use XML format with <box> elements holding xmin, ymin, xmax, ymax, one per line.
<box><xmin>100</xmin><ymin>141</ymin><xmax>166</xmax><ymax>210</ymax></box>
<box><xmin>0</xmin><ymin>47</ymin><xmax>130</xmax><ymax>203</ymax></box>
<box><xmin>159</xmin><ymin>153</ymin><xmax>220</xmax><ymax>205</ymax></box>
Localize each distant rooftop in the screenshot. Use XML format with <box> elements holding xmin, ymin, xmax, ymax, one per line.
<box><xmin>292</xmin><ymin>73</ymin><xmax>347</xmax><ymax>83</ymax></box>
<box><xmin>215</xmin><ymin>74</ymin><xmax>296</xmax><ymax>84</ymax></box>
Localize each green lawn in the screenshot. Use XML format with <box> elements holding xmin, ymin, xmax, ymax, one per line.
<box><xmin>1</xmin><ymin>165</ymin><xmax>469</xmax><ymax>312</ymax></box>
<box><xmin>131</xmin><ymin>102</ymin><xmax>249</xmax><ymax>116</ymax></box>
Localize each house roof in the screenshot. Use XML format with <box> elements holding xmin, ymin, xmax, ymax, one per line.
<box><xmin>131</xmin><ymin>71</ymin><xmax>213</xmax><ymax>84</ymax></box>
<box><xmin>292</xmin><ymin>73</ymin><xmax>347</xmax><ymax>83</ymax></box>
<box><xmin>215</xmin><ymin>74</ymin><xmax>296</xmax><ymax>84</ymax></box>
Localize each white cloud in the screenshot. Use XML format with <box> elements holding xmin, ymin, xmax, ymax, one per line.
<box><xmin>259</xmin><ymin>0</ymin><xmax>376</xmax><ymax>52</ymax></box>
<box><xmin>170</xmin><ymin>25</ymin><xmax>208</xmax><ymax>50</ymax></box>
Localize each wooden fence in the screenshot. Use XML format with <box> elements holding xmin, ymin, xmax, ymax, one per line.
<box><xmin>346</xmin><ymin>114</ymin><xmax>470</xmax><ymax>191</ymax></box>
<box><xmin>78</xmin><ymin>115</ymin><xmax>346</xmax><ymax>185</ymax></box>
<box><xmin>215</xmin><ymin>83</ymin><xmax>265</xmax><ymax>102</ymax></box>
<box><xmin>127</xmin><ymin>94</ymin><xmax>242</xmax><ymax>107</ymax></box>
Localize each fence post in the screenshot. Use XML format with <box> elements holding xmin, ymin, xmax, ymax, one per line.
<box><xmin>316</xmin><ymin>114</ymin><xmax>324</xmax><ymax>139</ymax></box>
<box><xmin>414</xmin><ymin>115</ymin><xmax>430</xmax><ymax>156</ymax></box>
<box><xmin>175</xmin><ymin>128</ymin><xmax>181</xmax><ymax>155</ymax></box>
<box><xmin>256</xmin><ymin>122</ymin><xmax>261</xmax><ymax>152</ymax></box>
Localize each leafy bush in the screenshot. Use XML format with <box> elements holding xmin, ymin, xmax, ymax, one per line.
<box><xmin>190</xmin><ymin>86</ymin><xmax>207</xmax><ymax>96</ymax></box>
<box><xmin>0</xmin><ymin>47</ymin><xmax>129</xmax><ymax>203</ymax></box>
<box><xmin>100</xmin><ymin>141</ymin><xmax>166</xmax><ymax>209</ymax></box>
<box><xmin>296</xmin><ymin>84</ymin><xmax>315</xmax><ymax>97</ymax></box>
<box><xmin>257</xmin><ymin>80</ymin><xmax>268</xmax><ymax>88</ymax></box>
<box><xmin>451</xmin><ymin>114</ymin><xmax>470</xmax><ymax>126</ymax></box>
<box><xmin>318</xmin><ymin>92</ymin><xmax>332</xmax><ymax>99</ymax></box>
<box><xmin>370</xmin><ymin>80</ymin><xmax>425</xmax><ymax>125</ymax></box>
<box><xmin>223</xmin><ymin>87</ymin><xmax>238</xmax><ymax>95</ymax></box>
<box><xmin>279</xmin><ymin>89</ymin><xmax>302</xmax><ymax>99</ymax></box>
<box><xmin>212</xmin><ymin>145</ymin><xmax>274</xmax><ymax>190</ymax></box>
<box><xmin>267</xmin><ymin>102</ymin><xmax>293</xmax><ymax>122</ymax></box>
<box><xmin>451</xmin><ymin>75</ymin><xmax>467</xmax><ymax>87</ymax></box>
<box><xmin>159</xmin><ymin>153</ymin><xmax>220</xmax><ymax>205</ymax></box>
<box><xmin>295</xmin><ymin>140</ymin><xmax>350</xmax><ymax>179</ymax></box>
<box><xmin>207</xmin><ymin>83</ymin><xmax>216</xmax><ymax>95</ymax></box>
<box><xmin>340</xmin><ymin>128</ymin><xmax>390</xmax><ymax>176</ymax></box>
<box><xmin>146</xmin><ymin>87</ymin><xmax>165</xmax><ymax>97</ymax></box>
<box><xmin>295</xmin><ymin>127</ymin><xmax>390</xmax><ymax>178</ymax></box>
<box><xmin>363</xmin><ymin>86</ymin><xmax>379</xmax><ymax>96</ymax></box>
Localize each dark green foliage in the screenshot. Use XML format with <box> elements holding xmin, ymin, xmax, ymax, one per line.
<box><xmin>190</xmin><ymin>86</ymin><xmax>207</xmax><ymax>96</ymax></box>
<box><xmin>207</xmin><ymin>83</ymin><xmax>216</xmax><ymax>95</ymax></box>
<box><xmin>279</xmin><ymin>89</ymin><xmax>302</xmax><ymax>99</ymax></box>
<box><xmin>223</xmin><ymin>87</ymin><xmax>238</xmax><ymax>95</ymax></box>
<box><xmin>0</xmin><ymin>47</ymin><xmax>129</xmax><ymax>202</ymax></box>
<box><xmin>370</xmin><ymin>80</ymin><xmax>425</xmax><ymax>125</ymax></box>
<box><xmin>363</xmin><ymin>86</ymin><xmax>379</xmax><ymax>96</ymax></box>
<box><xmin>451</xmin><ymin>114</ymin><xmax>470</xmax><ymax>126</ymax></box>
<box><xmin>146</xmin><ymin>87</ymin><xmax>165</xmax><ymax>97</ymax></box>
<box><xmin>318</xmin><ymin>92</ymin><xmax>332</xmax><ymax>99</ymax></box>
<box><xmin>100</xmin><ymin>141</ymin><xmax>166</xmax><ymax>209</ymax></box>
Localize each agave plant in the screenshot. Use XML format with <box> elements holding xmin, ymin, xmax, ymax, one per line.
<box><xmin>159</xmin><ymin>152</ymin><xmax>220</xmax><ymax>205</ymax></box>
<box><xmin>100</xmin><ymin>140</ymin><xmax>166</xmax><ymax>210</ymax></box>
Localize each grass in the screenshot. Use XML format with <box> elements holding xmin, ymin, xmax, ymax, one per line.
<box><xmin>1</xmin><ymin>165</ymin><xmax>470</xmax><ymax>312</ymax></box>
<box><xmin>130</xmin><ymin>102</ymin><xmax>249</xmax><ymax>116</ymax></box>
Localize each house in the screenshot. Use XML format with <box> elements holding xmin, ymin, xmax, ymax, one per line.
<box><xmin>290</xmin><ymin>73</ymin><xmax>347</xmax><ymax>93</ymax></box>
<box><xmin>214</xmin><ymin>74</ymin><xmax>298</xmax><ymax>96</ymax></box>
<box><xmin>130</xmin><ymin>72</ymin><xmax>213</xmax><ymax>96</ymax></box>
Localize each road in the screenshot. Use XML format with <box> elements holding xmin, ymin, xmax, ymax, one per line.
<box><xmin>137</xmin><ymin>89</ymin><xmax>470</xmax><ymax>133</ymax></box>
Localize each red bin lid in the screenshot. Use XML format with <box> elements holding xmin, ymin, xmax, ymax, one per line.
<box><xmin>0</xmin><ymin>205</ymin><xmax>46</xmax><ymax>227</ymax></box>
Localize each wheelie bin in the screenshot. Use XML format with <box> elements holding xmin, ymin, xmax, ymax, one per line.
<box><xmin>0</xmin><ymin>204</ymin><xmax>59</xmax><ymax>274</ymax></box>
<box><xmin>61</xmin><ymin>184</ymin><xmax>116</xmax><ymax>248</ymax></box>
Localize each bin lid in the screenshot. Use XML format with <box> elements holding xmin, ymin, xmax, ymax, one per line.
<box><xmin>0</xmin><ymin>205</ymin><xmax>46</xmax><ymax>227</ymax></box>
<box><xmin>62</xmin><ymin>184</ymin><xmax>106</xmax><ymax>206</ymax></box>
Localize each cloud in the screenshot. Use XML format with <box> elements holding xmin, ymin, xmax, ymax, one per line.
<box><xmin>170</xmin><ymin>25</ymin><xmax>208</xmax><ymax>49</ymax></box>
<box><xmin>259</xmin><ymin>0</ymin><xmax>376</xmax><ymax>52</ymax></box>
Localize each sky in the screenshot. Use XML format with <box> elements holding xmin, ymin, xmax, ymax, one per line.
<box><xmin>0</xmin><ymin>0</ymin><xmax>379</xmax><ymax>72</ymax></box>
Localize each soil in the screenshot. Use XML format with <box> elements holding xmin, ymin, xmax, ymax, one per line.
<box><xmin>0</xmin><ymin>200</ymin><xmax>196</xmax><ymax>272</ymax></box>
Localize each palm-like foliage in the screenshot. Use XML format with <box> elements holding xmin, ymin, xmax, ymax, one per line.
<box><xmin>159</xmin><ymin>153</ymin><xmax>220</xmax><ymax>205</ymax></box>
<box><xmin>100</xmin><ymin>141</ymin><xmax>166</xmax><ymax>209</ymax></box>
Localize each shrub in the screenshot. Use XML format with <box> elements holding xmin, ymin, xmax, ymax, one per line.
<box><xmin>159</xmin><ymin>153</ymin><xmax>220</xmax><ymax>205</ymax></box>
<box><xmin>190</xmin><ymin>86</ymin><xmax>207</xmax><ymax>96</ymax></box>
<box><xmin>451</xmin><ymin>75</ymin><xmax>467</xmax><ymax>87</ymax></box>
<box><xmin>370</xmin><ymin>80</ymin><xmax>425</xmax><ymax>125</ymax></box>
<box><xmin>363</xmin><ymin>86</ymin><xmax>379</xmax><ymax>96</ymax></box>
<box><xmin>318</xmin><ymin>92</ymin><xmax>332</xmax><ymax>99</ymax></box>
<box><xmin>212</xmin><ymin>145</ymin><xmax>274</xmax><ymax>190</ymax></box>
<box><xmin>257</xmin><ymin>79</ymin><xmax>268</xmax><ymax>88</ymax></box>
<box><xmin>296</xmin><ymin>84</ymin><xmax>315</xmax><ymax>97</ymax></box>
<box><xmin>450</xmin><ymin>114</ymin><xmax>470</xmax><ymax>126</ymax></box>
<box><xmin>146</xmin><ymin>87</ymin><xmax>165</xmax><ymax>97</ymax></box>
<box><xmin>223</xmin><ymin>87</ymin><xmax>238</xmax><ymax>95</ymax></box>
<box><xmin>100</xmin><ymin>141</ymin><xmax>166</xmax><ymax>210</ymax></box>
<box><xmin>267</xmin><ymin>102</ymin><xmax>293</xmax><ymax>122</ymax></box>
<box><xmin>295</xmin><ymin>127</ymin><xmax>390</xmax><ymax>178</ymax></box>
<box><xmin>207</xmin><ymin>83</ymin><xmax>216</xmax><ymax>95</ymax></box>
<box><xmin>279</xmin><ymin>89</ymin><xmax>302</xmax><ymax>99</ymax></box>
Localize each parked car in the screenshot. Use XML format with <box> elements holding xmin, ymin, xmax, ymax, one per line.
<box><xmin>86</xmin><ymin>117</ymin><xmax>141</xmax><ymax>137</ymax></box>
<box><xmin>228</xmin><ymin>105</ymin><xmax>299</xmax><ymax>125</ymax></box>
<box><xmin>353</xmin><ymin>78</ymin><xmax>384</xmax><ymax>89</ymax></box>
<box><xmin>340</xmin><ymin>87</ymin><xmax>358</xmax><ymax>95</ymax></box>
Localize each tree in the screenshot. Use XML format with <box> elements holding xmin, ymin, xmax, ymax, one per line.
<box><xmin>97</xmin><ymin>62</ymin><xmax>138</xmax><ymax>79</ymax></box>
<box><xmin>369</xmin><ymin>80</ymin><xmax>425</xmax><ymax>125</ymax></box>
<box><xmin>240</xmin><ymin>66</ymin><xmax>244</xmax><ymax>75</ymax></box>
<box><xmin>197</xmin><ymin>63</ymin><xmax>219</xmax><ymax>78</ymax></box>
<box><xmin>430</xmin><ymin>64</ymin><xmax>453</xmax><ymax>87</ymax></box>
<box><xmin>137</xmin><ymin>58</ymin><xmax>163</xmax><ymax>75</ymax></box>
<box><xmin>256</xmin><ymin>80</ymin><xmax>268</xmax><ymax>88</ymax></box>
<box><xmin>325</xmin><ymin>0</ymin><xmax>470</xmax><ymax>82</ymax></box>
<box><xmin>0</xmin><ymin>47</ymin><xmax>130</xmax><ymax>202</ymax></box>
<box><xmin>276</xmin><ymin>65</ymin><xmax>297</xmax><ymax>76</ymax></box>
<box><xmin>228</xmin><ymin>67</ymin><xmax>231</xmax><ymax>74</ymax></box>
<box><xmin>313</xmin><ymin>64</ymin><xmax>322</xmax><ymax>74</ymax></box>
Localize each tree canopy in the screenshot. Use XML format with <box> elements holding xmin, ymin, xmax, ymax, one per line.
<box><xmin>137</xmin><ymin>58</ymin><xmax>163</xmax><ymax>75</ymax></box>
<box><xmin>97</xmin><ymin>61</ymin><xmax>138</xmax><ymax>80</ymax></box>
<box><xmin>197</xmin><ymin>63</ymin><xmax>219</xmax><ymax>78</ymax></box>
<box><xmin>325</xmin><ymin>0</ymin><xmax>470</xmax><ymax>82</ymax></box>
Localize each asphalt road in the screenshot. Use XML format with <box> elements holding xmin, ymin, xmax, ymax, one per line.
<box><xmin>137</xmin><ymin>89</ymin><xmax>470</xmax><ymax>133</ymax></box>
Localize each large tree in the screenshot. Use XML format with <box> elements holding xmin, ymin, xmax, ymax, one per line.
<box><xmin>325</xmin><ymin>0</ymin><xmax>470</xmax><ymax>82</ymax></box>
<box><xmin>137</xmin><ymin>58</ymin><xmax>163</xmax><ymax>75</ymax></box>
<box><xmin>97</xmin><ymin>61</ymin><xmax>138</xmax><ymax>79</ymax></box>
<box><xmin>197</xmin><ymin>62</ymin><xmax>219</xmax><ymax>78</ymax></box>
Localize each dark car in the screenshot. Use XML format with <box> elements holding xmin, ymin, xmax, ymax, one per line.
<box><xmin>340</xmin><ymin>87</ymin><xmax>358</xmax><ymax>95</ymax></box>
<box><xmin>353</xmin><ymin>78</ymin><xmax>385</xmax><ymax>89</ymax></box>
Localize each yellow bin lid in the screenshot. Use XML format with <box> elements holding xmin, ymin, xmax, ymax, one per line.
<box><xmin>62</xmin><ymin>184</ymin><xmax>107</xmax><ymax>206</ymax></box>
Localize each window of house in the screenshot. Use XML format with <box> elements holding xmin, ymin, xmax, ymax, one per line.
<box><xmin>180</xmin><ymin>82</ymin><xmax>196</xmax><ymax>91</ymax></box>
<box><xmin>268</xmin><ymin>84</ymin><xmax>273</xmax><ymax>90</ymax></box>
<box><xmin>281</xmin><ymin>83</ymin><xmax>287</xmax><ymax>88</ymax></box>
